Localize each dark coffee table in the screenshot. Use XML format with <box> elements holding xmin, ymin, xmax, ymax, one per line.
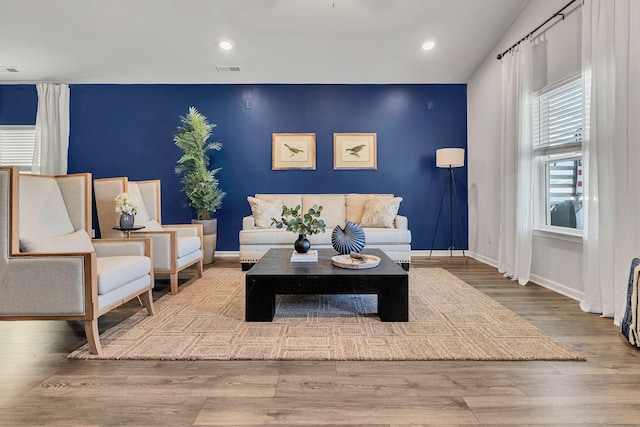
<box><xmin>245</xmin><ymin>248</ymin><xmax>408</xmax><ymax>322</ymax></box>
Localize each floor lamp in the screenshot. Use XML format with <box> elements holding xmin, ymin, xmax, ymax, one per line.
<box><xmin>429</xmin><ymin>147</ymin><xmax>466</xmax><ymax>260</ymax></box>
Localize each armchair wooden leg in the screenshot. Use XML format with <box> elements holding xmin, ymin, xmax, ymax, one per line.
<box><xmin>84</xmin><ymin>319</ymin><xmax>102</xmax><ymax>355</ymax></box>
<box><xmin>141</xmin><ymin>289</ymin><xmax>155</xmax><ymax>316</ymax></box>
<box><xmin>170</xmin><ymin>273</ymin><xmax>178</xmax><ymax>295</ymax></box>
<box><xmin>197</xmin><ymin>259</ymin><xmax>203</xmax><ymax>278</ymax></box>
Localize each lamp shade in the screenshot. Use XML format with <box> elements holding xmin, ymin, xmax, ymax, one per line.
<box><xmin>436</xmin><ymin>148</ymin><xmax>465</xmax><ymax>168</ymax></box>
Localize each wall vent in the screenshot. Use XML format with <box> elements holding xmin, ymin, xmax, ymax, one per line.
<box><xmin>216</xmin><ymin>65</ymin><xmax>241</xmax><ymax>73</ymax></box>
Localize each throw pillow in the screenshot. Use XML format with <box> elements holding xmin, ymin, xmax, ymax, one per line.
<box><xmin>360</xmin><ymin>196</ymin><xmax>403</xmax><ymax>228</ymax></box>
<box><xmin>247</xmin><ymin>196</ymin><xmax>283</xmax><ymax>228</ymax></box>
<box><xmin>20</xmin><ymin>229</ymin><xmax>95</xmax><ymax>253</ymax></box>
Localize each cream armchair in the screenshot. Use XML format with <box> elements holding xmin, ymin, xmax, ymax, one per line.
<box><xmin>0</xmin><ymin>166</ymin><xmax>154</xmax><ymax>355</ymax></box>
<box><xmin>94</xmin><ymin>177</ymin><xmax>203</xmax><ymax>295</ymax></box>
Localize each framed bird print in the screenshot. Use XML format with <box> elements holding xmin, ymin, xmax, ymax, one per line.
<box><xmin>272</xmin><ymin>133</ymin><xmax>316</xmax><ymax>170</ymax></box>
<box><xmin>333</xmin><ymin>133</ymin><xmax>377</xmax><ymax>170</ymax></box>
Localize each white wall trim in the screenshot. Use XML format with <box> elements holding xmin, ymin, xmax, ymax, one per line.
<box><xmin>533</xmin><ymin>228</ymin><xmax>583</xmax><ymax>245</ymax></box>
<box><xmin>529</xmin><ymin>273</ymin><xmax>584</xmax><ymax>302</ymax></box>
<box><xmin>466</xmin><ymin>251</ymin><xmax>499</xmax><ymax>269</ymax></box>
<box><xmin>411</xmin><ymin>250</ymin><xmax>467</xmax><ymax>257</ymax></box>
<box><xmin>467</xmin><ymin>251</ymin><xmax>582</xmax><ymax>302</ymax></box>
<box><xmin>214</xmin><ymin>251</ymin><xmax>240</xmax><ymax>258</ymax></box>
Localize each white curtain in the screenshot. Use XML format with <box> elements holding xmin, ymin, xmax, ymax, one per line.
<box><xmin>498</xmin><ymin>39</ymin><xmax>534</xmax><ymax>286</ymax></box>
<box><xmin>581</xmin><ymin>0</ymin><xmax>640</xmax><ymax>324</ymax></box>
<box><xmin>33</xmin><ymin>83</ymin><xmax>70</xmax><ymax>175</ymax></box>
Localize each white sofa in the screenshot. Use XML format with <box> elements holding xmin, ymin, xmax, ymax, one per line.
<box><xmin>239</xmin><ymin>194</ymin><xmax>411</xmax><ymax>270</ymax></box>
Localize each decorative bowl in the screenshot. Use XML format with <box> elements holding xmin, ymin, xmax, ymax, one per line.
<box><xmin>331</xmin><ymin>254</ymin><xmax>380</xmax><ymax>269</ymax></box>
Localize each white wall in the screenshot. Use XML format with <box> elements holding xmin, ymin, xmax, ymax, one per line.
<box><xmin>467</xmin><ymin>0</ymin><xmax>584</xmax><ymax>300</ymax></box>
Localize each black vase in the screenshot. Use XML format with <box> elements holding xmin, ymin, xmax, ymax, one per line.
<box><xmin>119</xmin><ymin>213</ymin><xmax>135</xmax><ymax>229</ymax></box>
<box><xmin>294</xmin><ymin>234</ymin><xmax>311</xmax><ymax>253</ymax></box>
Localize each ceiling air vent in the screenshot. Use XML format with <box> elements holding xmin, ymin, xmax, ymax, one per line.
<box><xmin>2</xmin><ymin>66</ymin><xmax>19</xmax><ymax>73</ymax></box>
<box><xmin>216</xmin><ymin>65</ymin><xmax>241</xmax><ymax>73</ymax></box>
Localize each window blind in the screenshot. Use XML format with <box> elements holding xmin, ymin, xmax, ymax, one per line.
<box><xmin>0</xmin><ymin>126</ymin><xmax>36</xmax><ymax>171</ymax></box>
<box><xmin>533</xmin><ymin>77</ymin><xmax>583</xmax><ymax>154</ymax></box>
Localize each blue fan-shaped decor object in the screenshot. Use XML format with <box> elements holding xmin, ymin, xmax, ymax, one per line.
<box><xmin>331</xmin><ymin>221</ymin><xmax>366</xmax><ymax>255</ymax></box>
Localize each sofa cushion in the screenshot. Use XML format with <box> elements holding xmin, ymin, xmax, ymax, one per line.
<box><xmin>361</xmin><ymin>227</ymin><xmax>412</xmax><ymax>244</ymax></box>
<box><xmin>20</xmin><ymin>229</ymin><xmax>95</xmax><ymax>253</ymax></box>
<box><xmin>96</xmin><ymin>255</ymin><xmax>151</xmax><ymax>295</ymax></box>
<box><xmin>345</xmin><ymin>194</ymin><xmax>393</xmax><ymax>223</ymax></box>
<box><xmin>302</xmin><ymin>194</ymin><xmax>346</xmax><ymax>229</ymax></box>
<box><xmin>239</xmin><ymin>228</ymin><xmax>332</xmax><ymax>245</ymax></box>
<box><xmin>256</xmin><ymin>194</ymin><xmax>302</xmax><ymax>211</ymax></box>
<box><xmin>248</xmin><ymin>196</ymin><xmax>283</xmax><ymax>228</ymax></box>
<box><xmin>19</xmin><ymin>175</ymin><xmax>76</xmax><ymax>239</ymax></box>
<box><xmin>239</xmin><ymin>227</ymin><xmax>409</xmax><ymax>246</ymax></box>
<box><xmin>360</xmin><ymin>196</ymin><xmax>403</xmax><ymax>228</ymax></box>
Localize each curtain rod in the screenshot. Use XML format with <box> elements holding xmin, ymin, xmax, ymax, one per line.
<box><xmin>496</xmin><ymin>0</ymin><xmax>579</xmax><ymax>60</ymax></box>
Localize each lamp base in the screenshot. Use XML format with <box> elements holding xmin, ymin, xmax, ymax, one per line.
<box><xmin>428</xmin><ymin>166</ymin><xmax>466</xmax><ymax>262</ymax></box>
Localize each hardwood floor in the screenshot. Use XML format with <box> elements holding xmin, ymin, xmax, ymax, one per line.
<box><xmin>1</xmin><ymin>256</ymin><xmax>639</xmax><ymax>426</ymax></box>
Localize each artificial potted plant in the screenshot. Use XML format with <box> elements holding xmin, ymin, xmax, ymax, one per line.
<box><xmin>174</xmin><ymin>106</ymin><xmax>225</xmax><ymax>264</ymax></box>
<box><xmin>271</xmin><ymin>204</ymin><xmax>326</xmax><ymax>253</ymax></box>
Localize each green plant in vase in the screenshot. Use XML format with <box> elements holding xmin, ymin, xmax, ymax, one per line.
<box><xmin>174</xmin><ymin>107</ymin><xmax>225</xmax><ymax>220</ymax></box>
<box><xmin>174</xmin><ymin>106</ymin><xmax>225</xmax><ymax>263</ymax></box>
<box><xmin>271</xmin><ymin>204</ymin><xmax>326</xmax><ymax>253</ymax></box>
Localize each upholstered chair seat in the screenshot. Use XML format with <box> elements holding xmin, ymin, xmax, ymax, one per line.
<box><xmin>0</xmin><ymin>166</ymin><xmax>155</xmax><ymax>355</ymax></box>
<box><xmin>95</xmin><ymin>256</ymin><xmax>151</xmax><ymax>296</ymax></box>
<box><xmin>94</xmin><ymin>177</ymin><xmax>203</xmax><ymax>294</ymax></box>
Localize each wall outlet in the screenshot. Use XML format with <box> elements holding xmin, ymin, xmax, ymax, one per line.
<box><xmin>488</xmin><ymin>233</ymin><xmax>492</xmax><ymax>244</ymax></box>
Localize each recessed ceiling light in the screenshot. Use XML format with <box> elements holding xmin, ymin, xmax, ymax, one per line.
<box><xmin>422</xmin><ymin>41</ymin><xmax>435</xmax><ymax>51</ymax></box>
<box><xmin>219</xmin><ymin>40</ymin><xmax>233</xmax><ymax>50</ymax></box>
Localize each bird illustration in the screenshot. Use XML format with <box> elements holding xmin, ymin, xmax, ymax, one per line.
<box><xmin>346</xmin><ymin>144</ymin><xmax>366</xmax><ymax>157</ymax></box>
<box><xmin>284</xmin><ymin>143</ymin><xmax>304</xmax><ymax>157</ymax></box>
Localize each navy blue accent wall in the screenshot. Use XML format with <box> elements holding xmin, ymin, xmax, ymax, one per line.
<box><xmin>0</xmin><ymin>85</ymin><xmax>37</xmax><ymax>124</ymax></box>
<box><xmin>2</xmin><ymin>84</ymin><xmax>467</xmax><ymax>252</ymax></box>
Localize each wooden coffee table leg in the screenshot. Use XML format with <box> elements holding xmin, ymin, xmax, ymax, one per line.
<box><xmin>378</xmin><ymin>280</ymin><xmax>409</xmax><ymax>322</ymax></box>
<box><xmin>245</xmin><ymin>277</ymin><xmax>275</xmax><ymax>321</ymax></box>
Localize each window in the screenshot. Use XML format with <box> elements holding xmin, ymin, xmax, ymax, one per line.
<box><xmin>532</xmin><ymin>75</ymin><xmax>584</xmax><ymax>231</ymax></box>
<box><xmin>0</xmin><ymin>126</ymin><xmax>37</xmax><ymax>172</ymax></box>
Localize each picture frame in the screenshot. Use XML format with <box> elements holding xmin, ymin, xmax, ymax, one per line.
<box><xmin>272</xmin><ymin>133</ymin><xmax>316</xmax><ymax>170</ymax></box>
<box><xmin>333</xmin><ymin>133</ymin><xmax>377</xmax><ymax>170</ymax></box>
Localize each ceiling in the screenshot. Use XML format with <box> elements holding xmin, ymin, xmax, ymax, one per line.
<box><xmin>0</xmin><ymin>0</ymin><xmax>528</xmax><ymax>84</ymax></box>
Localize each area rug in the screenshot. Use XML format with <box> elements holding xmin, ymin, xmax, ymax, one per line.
<box><xmin>68</xmin><ymin>268</ymin><xmax>585</xmax><ymax>361</ymax></box>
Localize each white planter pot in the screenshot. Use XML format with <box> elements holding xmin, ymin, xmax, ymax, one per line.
<box><xmin>192</xmin><ymin>218</ymin><xmax>217</xmax><ymax>264</ymax></box>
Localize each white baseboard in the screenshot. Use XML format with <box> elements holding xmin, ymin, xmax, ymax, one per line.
<box><xmin>411</xmin><ymin>249</ymin><xmax>467</xmax><ymax>257</ymax></box>
<box><xmin>213</xmin><ymin>251</ymin><xmax>240</xmax><ymax>258</ymax></box>
<box><xmin>465</xmin><ymin>251</ymin><xmax>499</xmax><ymax>268</ymax></box>
<box><xmin>462</xmin><ymin>252</ymin><xmax>583</xmax><ymax>302</ymax></box>
<box><xmin>529</xmin><ymin>273</ymin><xmax>584</xmax><ymax>302</ymax></box>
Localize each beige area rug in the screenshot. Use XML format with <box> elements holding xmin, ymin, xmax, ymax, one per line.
<box><xmin>69</xmin><ymin>268</ymin><xmax>585</xmax><ymax>361</ymax></box>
